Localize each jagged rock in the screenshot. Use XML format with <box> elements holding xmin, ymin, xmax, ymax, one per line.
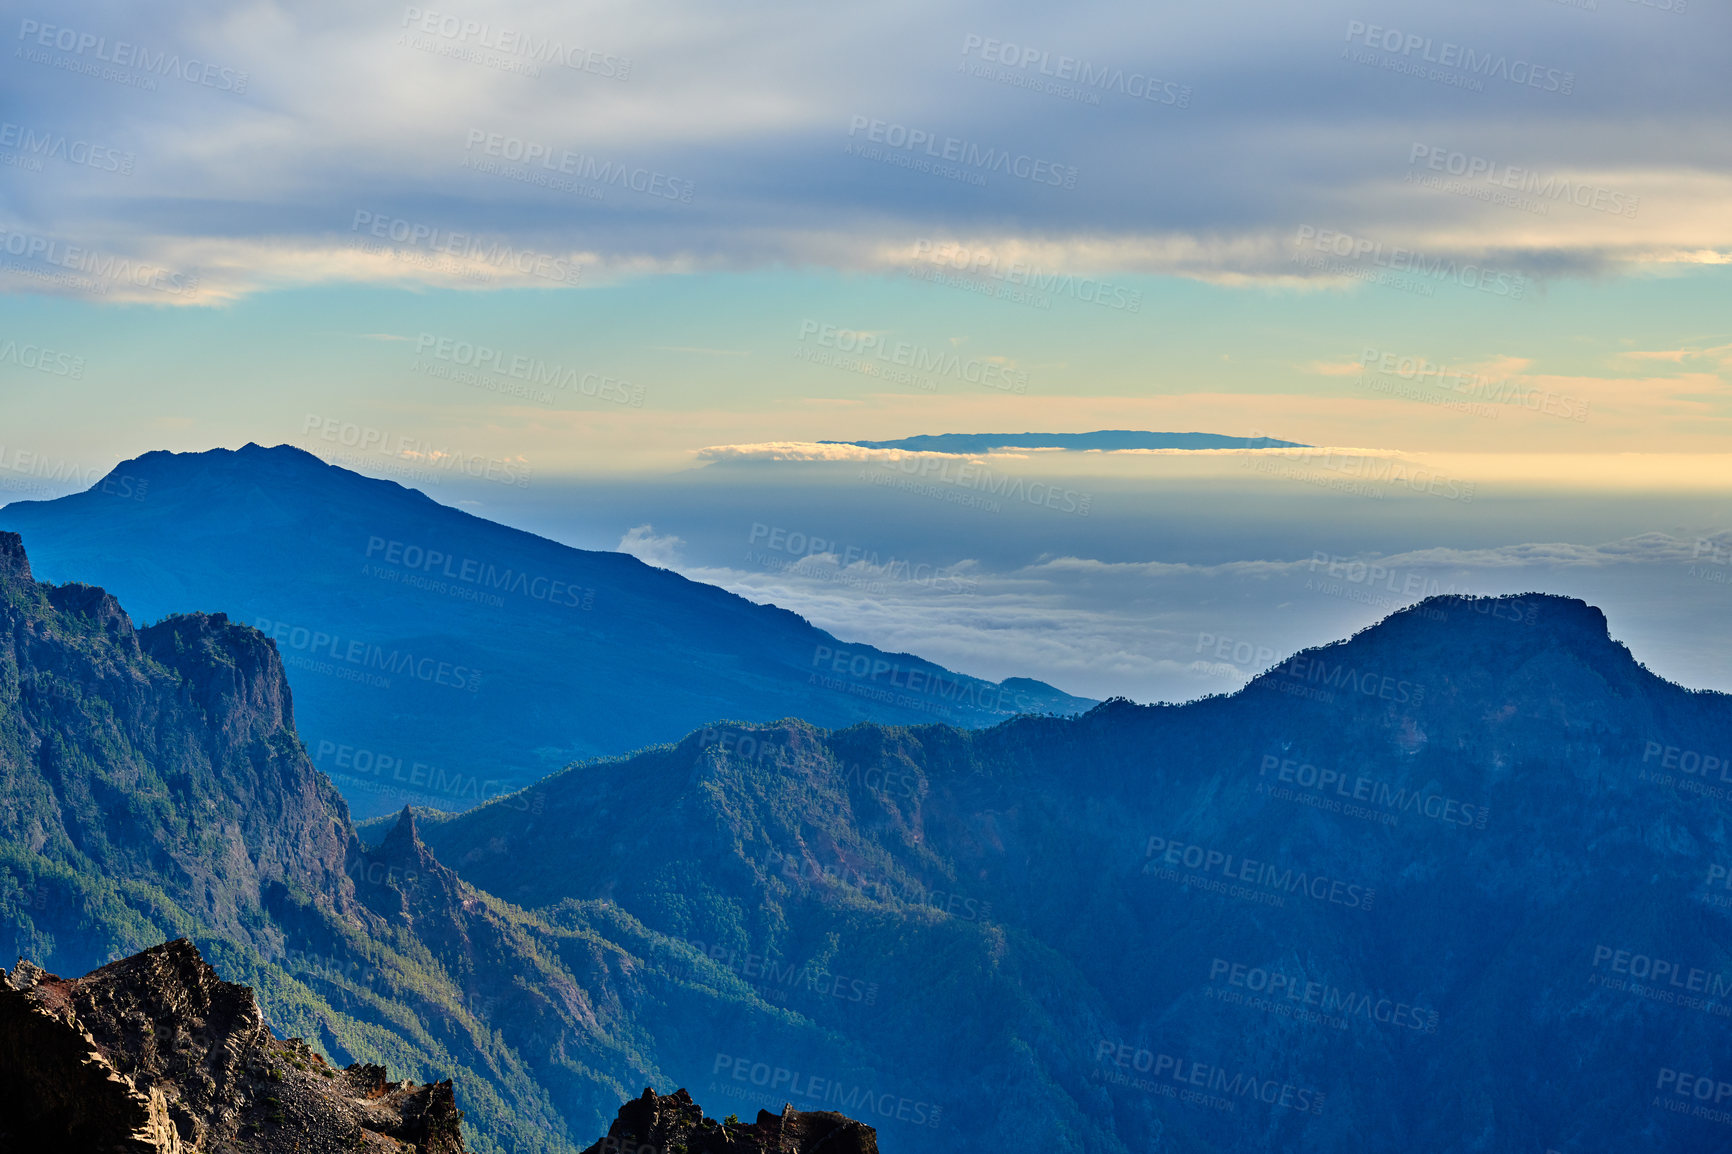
<box><xmin>581</xmin><ymin>1088</ymin><xmax>877</xmax><ymax>1154</ymax></box>
<box><xmin>0</xmin><ymin>938</ymin><xmax>466</xmax><ymax>1153</ymax></box>
<box><xmin>0</xmin><ymin>529</ymin><xmax>29</xmax><ymax>582</ymax></box>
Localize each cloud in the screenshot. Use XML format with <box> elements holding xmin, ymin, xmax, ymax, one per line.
<box><xmin>6</xmin><ymin>0</ymin><xmax>1731</xmax><ymax>302</ymax></box>
<box><xmin>1618</xmin><ymin>343</ymin><xmax>1732</xmax><ymax>367</ymax></box>
<box><xmin>617</xmin><ymin>523</ymin><xmax>685</xmax><ymax>568</ymax></box>
<box><xmin>696</xmin><ymin>441</ymin><xmax>886</xmax><ymax>463</ymax></box>
<box><xmin>692</xmin><ymin>440</ymin><xmax>1407</xmax><ymax>464</ymax></box>
<box><xmin>656</xmin><ymin>529</ymin><xmax>1732</xmax><ymax>702</ymax></box>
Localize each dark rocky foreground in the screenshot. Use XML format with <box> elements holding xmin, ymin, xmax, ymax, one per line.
<box><xmin>0</xmin><ymin>933</ymin><xmax>883</xmax><ymax>1154</ymax></box>
<box><xmin>582</xmin><ymin>1087</ymin><xmax>878</xmax><ymax>1154</ymax></box>
<box><xmin>0</xmin><ymin>938</ymin><xmax>466</xmax><ymax>1153</ymax></box>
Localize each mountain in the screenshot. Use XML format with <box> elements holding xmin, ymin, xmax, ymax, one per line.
<box><xmin>10</xmin><ymin>520</ymin><xmax>1731</xmax><ymax>1151</ymax></box>
<box><xmin>0</xmin><ymin>444</ymin><xmax>1093</xmax><ymax>817</ymax></box>
<box><xmin>399</xmin><ymin>593</ymin><xmax>1732</xmax><ymax>1154</ymax></box>
<box><xmin>825</xmin><ymin>431</ymin><xmax>1307</xmax><ymax>453</ymax></box>
<box><xmin>0</xmin><ymin>531</ymin><xmax>883</xmax><ymax>1154</ymax></box>
<box><xmin>0</xmin><ymin>939</ymin><xmax>467</xmax><ymax>1153</ymax></box>
<box><xmin>582</xmin><ymin>1088</ymin><xmax>877</xmax><ymax>1154</ymax></box>
<box><xmin>0</xmin><ymin>940</ymin><xmax>880</xmax><ymax>1154</ymax></box>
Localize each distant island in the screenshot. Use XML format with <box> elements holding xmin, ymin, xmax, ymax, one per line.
<box><xmin>823</xmin><ymin>431</ymin><xmax>1308</xmax><ymax>453</ymax></box>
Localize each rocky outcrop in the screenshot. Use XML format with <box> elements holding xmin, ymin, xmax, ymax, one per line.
<box><xmin>582</xmin><ymin>1088</ymin><xmax>877</xmax><ymax>1154</ymax></box>
<box><xmin>0</xmin><ymin>938</ymin><xmax>466</xmax><ymax>1153</ymax></box>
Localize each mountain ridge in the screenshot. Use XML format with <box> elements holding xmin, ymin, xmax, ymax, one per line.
<box><xmin>6</xmin><ymin>526</ymin><xmax>1730</xmax><ymax>1151</ymax></box>
<box><xmin>0</xmin><ymin>444</ymin><xmax>1094</xmax><ymax>817</ymax></box>
<box><xmin>401</xmin><ymin>590</ymin><xmax>1732</xmax><ymax>1154</ymax></box>
<box><xmin>0</xmin><ymin>531</ymin><xmax>858</xmax><ymax>1153</ymax></box>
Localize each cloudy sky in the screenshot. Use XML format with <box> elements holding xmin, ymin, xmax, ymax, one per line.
<box><xmin>3</xmin><ymin>0</ymin><xmax>1729</xmax><ymax>700</ymax></box>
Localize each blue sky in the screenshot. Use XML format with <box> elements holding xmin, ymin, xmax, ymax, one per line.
<box><xmin>3</xmin><ymin>0</ymin><xmax>1730</xmax><ymax>701</ymax></box>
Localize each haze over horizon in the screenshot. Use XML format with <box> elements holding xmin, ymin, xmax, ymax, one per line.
<box><xmin>6</xmin><ymin>441</ymin><xmax>1729</xmax><ymax>713</ymax></box>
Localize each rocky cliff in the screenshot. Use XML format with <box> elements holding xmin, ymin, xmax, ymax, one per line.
<box><xmin>0</xmin><ymin>937</ymin><xmax>465</xmax><ymax>1153</ymax></box>
<box><xmin>582</xmin><ymin>1088</ymin><xmax>877</xmax><ymax>1154</ymax></box>
<box><xmin>0</xmin><ymin>530</ymin><xmax>866</xmax><ymax>1153</ymax></box>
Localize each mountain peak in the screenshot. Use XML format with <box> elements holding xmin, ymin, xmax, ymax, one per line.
<box><xmin>384</xmin><ymin>805</ymin><xmax>422</xmax><ymax>851</ymax></box>
<box><xmin>1375</xmin><ymin>592</ymin><xmax>1615</xmax><ymax>653</ymax></box>
<box><xmin>581</xmin><ymin>1087</ymin><xmax>876</xmax><ymax>1154</ymax></box>
<box><xmin>1236</xmin><ymin>591</ymin><xmax>1649</xmax><ymax>726</ymax></box>
<box><xmin>0</xmin><ymin>531</ymin><xmax>29</xmax><ymax>585</ymax></box>
<box><xmin>2</xmin><ymin>444</ymin><xmax>1097</xmax><ymax>818</ymax></box>
<box><xmin>1</xmin><ymin>939</ymin><xmax>468</xmax><ymax>1152</ymax></box>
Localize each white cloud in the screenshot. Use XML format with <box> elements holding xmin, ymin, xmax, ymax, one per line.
<box><xmin>6</xmin><ymin>0</ymin><xmax>1731</xmax><ymax>301</ymax></box>
<box><xmin>617</xmin><ymin>523</ymin><xmax>685</xmax><ymax>568</ymax></box>
<box><xmin>653</xmin><ymin>530</ymin><xmax>1732</xmax><ymax>702</ymax></box>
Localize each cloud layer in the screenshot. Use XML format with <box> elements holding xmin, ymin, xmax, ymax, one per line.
<box><xmin>5</xmin><ymin>0</ymin><xmax>1730</xmax><ymax>301</ymax></box>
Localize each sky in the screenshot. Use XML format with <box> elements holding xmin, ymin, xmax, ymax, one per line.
<box><xmin>2</xmin><ymin>0</ymin><xmax>1729</xmax><ymax>702</ymax></box>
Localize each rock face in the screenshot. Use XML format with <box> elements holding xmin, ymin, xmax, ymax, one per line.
<box><xmin>0</xmin><ymin>938</ymin><xmax>466</xmax><ymax>1153</ymax></box>
<box><xmin>0</xmin><ymin>530</ymin><xmax>722</xmax><ymax>1153</ymax></box>
<box><xmin>582</xmin><ymin>1088</ymin><xmax>877</xmax><ymax>1154</ymax></box>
